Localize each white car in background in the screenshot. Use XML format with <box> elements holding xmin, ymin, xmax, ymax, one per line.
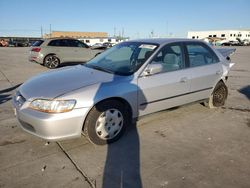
<box><xmin>29</xmin><ymin>38</ymin><xmax>103</xmax><ymax>68</ymax></box>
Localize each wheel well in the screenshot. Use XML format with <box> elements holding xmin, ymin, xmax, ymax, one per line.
<box><xmin>82</xmin><ymin>97</ymin><xmax>133</xmax><ymax>130</ymax></box>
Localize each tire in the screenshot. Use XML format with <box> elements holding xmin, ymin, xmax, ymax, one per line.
<box><xmin>84</xmin><ymin>100</ymin><xmax>130</xmax><ymax>145</ymax></box>
<box><xmin>44</xmin><ymin>55</ymin><xmax>60</xmax><ymax>69</ymax></box>
<box><xmin>206</xmin><ymin>81</ymin><xmax>228</xmax><ymax>108</ymax></box>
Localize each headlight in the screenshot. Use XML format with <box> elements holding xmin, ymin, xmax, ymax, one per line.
<box><xmin>29</xmin><ymin>99</ymin><xmax>76</xmax><ymax>113</ymax></box>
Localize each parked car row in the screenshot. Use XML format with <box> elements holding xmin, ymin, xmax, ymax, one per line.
<box><xmin>15</xmin><ymin>38</ymin><xmax>236</xmax><ymax>145</ymax></box>
<box><xmin>0</xmin><ymin>39</ymin><xmax>8</xmax><ymax>47</ymax></box>
<box><xmin>0</xmin><ymin>39</ymin><xmax>35</xmax><ymax>47</ymax></box>
<box><xmin>91</xmin><ymin>42</ymin><xmax>116</xmax><ymax>49</ymax></box>
<box><xmin>221</xmin><ymin>39</ymin><xmax>250</xmax><ymax>46</ymax></box>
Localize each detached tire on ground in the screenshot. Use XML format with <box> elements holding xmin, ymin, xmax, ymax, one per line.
<box><xmin>84</xmin><ymin>100</ymin><xmax>130</xmax><ymax>145</ymax></box>
<box><xmin>206</xmin><ymin>81</ymin><xmax>228</xmax><ymax>108</ymax></box>
<box><xmin>44</xmin><ymin>55</ymin><xmax>60</xmax><ymax>69</ymax></box>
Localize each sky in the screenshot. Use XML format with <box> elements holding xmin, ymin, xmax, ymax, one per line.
<box><xmin>0</xmin><ymin>0</ymin><xmax>249</xmax><ymax>38</ymax></box>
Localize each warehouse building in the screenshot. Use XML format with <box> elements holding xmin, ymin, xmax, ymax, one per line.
<box><xmin>43</xmin><ymin>31</ymin><xmax>128</xmax><ymax>46</ymax></box>
<box><xmin>43</xmin><ymin>31</ymin><xmax>108</xmax><ymax>38</ymax></box>
<box><xmin>188</xmin><ymin>29</ymin><xmax>250</xmax><ymax>41</ymax></box>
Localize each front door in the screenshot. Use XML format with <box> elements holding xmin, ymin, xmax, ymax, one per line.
<box><xmin>138</xmin><ymin>43</ymin><xmax>191</xmax><ymax>116</ymax></box>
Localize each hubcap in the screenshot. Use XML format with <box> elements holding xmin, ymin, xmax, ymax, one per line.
<box><xmin>95</xmin><ymin>109</ymin><xmax>123</xmax><ymax>140</ymax></box>
<box><xmin>45</xmin><ymin>56</ymin><xmax>59</xmax><ymax>68</ymax></box>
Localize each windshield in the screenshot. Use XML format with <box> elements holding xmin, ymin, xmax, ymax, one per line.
<box><xmin>84</xmin><ymin>42</ymin><xmax>158</xmax><ymax>76</ymax></box>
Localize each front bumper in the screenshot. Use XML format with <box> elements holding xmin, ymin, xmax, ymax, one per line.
<box><xmin>12</xmin><ymin>97</ymin><xmax>90</xmax><ymax>141</ymax></box>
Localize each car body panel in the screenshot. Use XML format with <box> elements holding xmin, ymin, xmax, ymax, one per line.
<box><xmin>19</xmin><ymin>65</ymin><xmax>114</xmax><ymax>101</ymax></box>
<box><xmin>13</xmin><ymin>101</ymin><xmax>89</xmax><ymax>140</ymax></box>
<box><xmin>188</xmin><ymin>63</ymin><xmax>223</xmax><ymax>99</ymax></box>
<box><xmin>138</xmin><ymin>68</ymin><xmax>191</xmax><ymax>116</ymax></box>
<box><xmin>53</xmin><ymin>73</ymin><xmax>139</xmax><ymax>118</ymax></box>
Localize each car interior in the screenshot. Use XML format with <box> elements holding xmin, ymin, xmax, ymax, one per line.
<box><xmin>151</xmin><ymin>45</ymin><xmax>183</xmax><ymax>72</ymax></box>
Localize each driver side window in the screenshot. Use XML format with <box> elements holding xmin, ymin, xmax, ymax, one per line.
<box><xmin>151</xmin><ymin>44</ymin><xmax>184</xmax><ymax>73</ymax></box>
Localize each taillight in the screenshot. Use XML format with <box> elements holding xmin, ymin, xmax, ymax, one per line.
<box><xmin>31</xmin><ymin>47</ymin><xmax>41</xmax><ymax>52</ymax></box>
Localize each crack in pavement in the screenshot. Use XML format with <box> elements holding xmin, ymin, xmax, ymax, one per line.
<box><xmin>56</xmin><ymin>142</ymin><xmax>96</xmax><ymax>188</ymax></box>
<box><xmin>0</xmin><ymin>68</ymin><xmax>12</xmax><ymax>86</ymax></box>
<box><xmin>222</xmin><ymin>106</ymin><xmax>250</xmax><ymax>112</ymax></box>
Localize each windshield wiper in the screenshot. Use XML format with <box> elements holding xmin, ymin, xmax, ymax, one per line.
<box><xmin>86</xmin><ymin>64</ymin><xmax>114</xmax><ymax>74</ymax></box>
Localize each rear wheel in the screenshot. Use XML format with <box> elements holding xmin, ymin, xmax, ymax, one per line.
<box><xmin>44</xmin><ymin>55</ymin><xmax>60</xmax><ymax>69</ymax></box>
<box><xmin>206</xmin><ymin>81</ymin><xmax>228</xmax><ymax>108</ymax></box>
<box><xmin>84</xmin><ymin>100</ymin><xmax>130</xmax><ymax>145</ymax></box>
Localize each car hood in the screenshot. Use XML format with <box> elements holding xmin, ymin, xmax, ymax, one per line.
<box><xmin>19</xmin><ymin>65</ymin><xmax>115</xmax><ymax>100</ymax></box>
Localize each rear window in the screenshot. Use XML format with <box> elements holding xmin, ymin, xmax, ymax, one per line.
<box><xmin>48</xmin><ymin>39</ymin><xmax>68</xmax><ymax>47</ymax></box>
<box><xmin>186</xmin><ymin>43</ymin><xmax>219</xmax><ymax>67</ymax></box>
<box><xmin>32</xmin><ymin>40</ymin><xmax>44</xmax><ymax>46</ymax></box>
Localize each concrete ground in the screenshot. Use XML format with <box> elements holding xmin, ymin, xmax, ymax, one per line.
<box><xmin>0</xmin><ymin>47</ymin><xmax>249</xmax><ymax>188</ymax></box>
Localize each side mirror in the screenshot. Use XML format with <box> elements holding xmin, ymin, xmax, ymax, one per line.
<box><xmin>142</xmin><ymin>63</ymin><xmax>163</xmax><ymax>76</ymax></box>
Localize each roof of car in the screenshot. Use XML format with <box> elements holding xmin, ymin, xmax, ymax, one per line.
<box><xmin>45</xmin><ymin>37</ymin><xmax>79</xmax><ymax>41</ymax></box>
<box><xmin>128</xmin><ymin>38</ymin><xmax>201</xmax><ymax>45</ymax></box>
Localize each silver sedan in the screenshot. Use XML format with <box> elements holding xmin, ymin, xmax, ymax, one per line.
<box><xmin>13</xmin><ymin>38</ymin><xmax>235</xmax><ymax>145</ymax></box>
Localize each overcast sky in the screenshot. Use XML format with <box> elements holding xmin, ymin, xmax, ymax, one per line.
<box><xmin>0</xmin><ymin>0</ymin><xmax>249</xmax><ymax>38</ymax></box>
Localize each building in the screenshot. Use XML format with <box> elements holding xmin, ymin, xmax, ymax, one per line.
<box><xmin>43</xmin><ymin>31</ymin><xmax>108</xmax><ymax>39</ymax></box>
<box><xmin>43</xmin><ymin>31</ymin><xmax>129</xmax><ymax>46</ymax></box>
<box><xmin>188</xmin><ymin>29</ymin><xmax>250</xmax><ymax>41</ymax></box>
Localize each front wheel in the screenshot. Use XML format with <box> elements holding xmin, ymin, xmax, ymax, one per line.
<box><xmin>44</xmin><ymin>55</ymin><xmax>60</xmax><ymax>69</ymax></box>
<box><xmin>206</xmin><ymin>81</ymin><xmax>228</xmax><ymax>108</ymax></box>
<box><xmin>84</xmin><ymin>100</ymin><xmax>130</xmax><ymax>145</ymax></box>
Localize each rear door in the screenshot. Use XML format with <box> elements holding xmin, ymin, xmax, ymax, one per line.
<box><xmin>138</xmin><ymin>43</ymin><xmax>191</xmax><ymax>116</ymax></box>
<box><xmin>46</xmin><ymin>39</ymin><xmax>74</xmax><ymax>62</ymax></box>
<box><xmin>184</xmin><ymin>42</ymin><xmax>223</xmax><ymax>101</ymax></box>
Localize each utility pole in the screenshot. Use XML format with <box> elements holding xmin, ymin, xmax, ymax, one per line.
<box><xmin>114</xmin><ymin>26</ymin><xmax>116</xmax><ymax>37</ymax></box>
<box><xmin>122</xmin><ymin>28</ymin><xmax>124</xmax><ymax>38</ymax></box>
<box><xmin>166</xmin><ymin>21</ymin><xmax>168</xmax><ymax>37</ymax></box>
<box><xmin>41</xmin><ymin>26</ymin><xmax>43</xmax><ymax>38</ymax></box>
<box><xmin>151</xmin><ymin>30</ymin><xmax>154</xmax><ymax>38</ymax></box>
<box><xmin>50</xmin><ymin>24</ymin><xmax>52</xmax><ymax>38</ymax></box>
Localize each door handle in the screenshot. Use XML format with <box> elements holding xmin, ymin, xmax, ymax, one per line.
<box><xmin>216</xmin><ymin>70</ymin><xmax>222</xmax><ymax>75</ymax></box>
<box><xmin>180</xmin><ymin>77</ymin><xmax>188</xmax><ymax>83</ymax></box>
